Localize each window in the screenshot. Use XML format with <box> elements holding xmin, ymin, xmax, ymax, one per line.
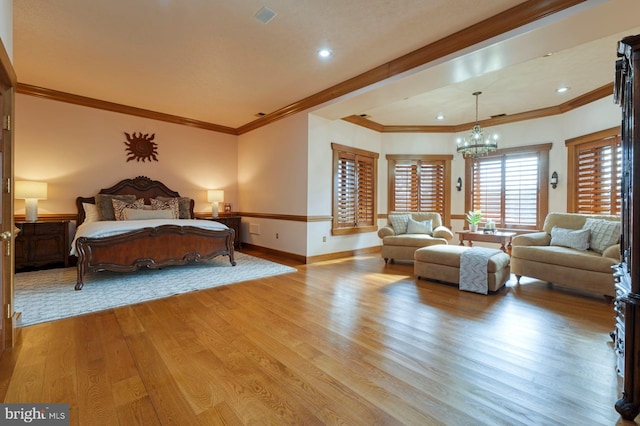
<box><xmin>566</xmin><ymin>127</ymin><xmax>621</xmax><ymax>215</ymax></box>
<box><xmin>465</xmin><ymin>144</ymin><xmax>551</xmax><ymax>230</ymax></box>
<box><xmin>386</xmin><ymin>155</ymin><xmax>452</xmax><ymax>224</ymax></box>
<box><xmin>332</xmin><ymin>143</ymin><xmax>378</xmax><ymax>235</ymax></box>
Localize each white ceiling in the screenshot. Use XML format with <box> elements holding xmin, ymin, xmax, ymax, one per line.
<box><xmin>12</xmin><ymin>0</ymin><xmax>640</xmax><ymax>130</ymax></box>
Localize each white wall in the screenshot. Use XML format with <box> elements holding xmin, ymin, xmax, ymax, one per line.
<box><xmin>237</xmin><ymin>113</ymin><xmax>309</xmax><ymax>256</ymax></box>
<box><xmin>0</xmin><ymin>0</ymin><xmax>12</xmax><ymax>60</ymax></box>
<box><xmin>306</xmin><ymin>115</ymin><xmax>383</xmax><ymax>256</ymax></box>
<box><xmin>15</xmin><ymin>94</ymin><xmax>238</xmax><ymax>216</ymax></box>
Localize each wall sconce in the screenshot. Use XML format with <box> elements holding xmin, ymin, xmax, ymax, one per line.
<box><xmin>550</xmin><ymin>171</ymin><xmax>558</xmax><ymax>189</ymax></box>
<box><xmin>456</xmin><ymin>177</ymin><xmax>463</xmax><ymax>192</ymax></box>
<box><xmin>207</xmin><ymin>189</ymin><xmax>224</xmax><ymax>218</ymax></box>
<box><xmin>15</xmin><ymin>181</ymin><xmax>48</xmax><ymax>222</ymax></box>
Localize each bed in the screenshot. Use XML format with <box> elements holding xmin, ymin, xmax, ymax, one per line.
<box><xmin>73</xmin><ymin>176</ymin><xmax>236</xmax><ymax>290</ymax></box>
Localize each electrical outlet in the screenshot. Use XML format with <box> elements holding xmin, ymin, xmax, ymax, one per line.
<box><xmin>276</xmin><ymin>233</ymin><xmax>279</xmax><ymax>239</ymax></box>
<box><xmin>323</xmin><ymin>236</ymin><xmax>326</xmax><ymax>242</ymax></box>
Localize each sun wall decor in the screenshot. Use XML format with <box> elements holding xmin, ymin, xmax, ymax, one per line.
<box><xmin>124</xmin><ymin>132</ymin><xmax>159</xmax><ymax>162</ymax></box>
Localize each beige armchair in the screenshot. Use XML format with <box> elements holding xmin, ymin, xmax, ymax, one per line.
<box><xmin>511</xmin><ymin>212</ymin><xmax>620</xmax><ymax>298</ymax></box>
<box><xmin>378</xmin><ymin>212</ymin><xmax>454</xmax><ymax>263</ymax></box>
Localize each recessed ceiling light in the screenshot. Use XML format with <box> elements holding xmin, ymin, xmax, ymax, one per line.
<box><xmin>436</xmin><ymin>114</ymin><xmax>445</xmax><ymax>121</ymax></box>
<box><xmin>543</xmin><ymin>52</ymin><xmax>554</xmax><ymax>57</ymax></box>
<box><xmin>318</xmin><ymin>48</ymin><xmax>333</xmax><ymax>59</ymax></box>
<box><xmin>556</xmin><ymin>86</ymin><xmax>570</xmax><ymax>93</ymax></box>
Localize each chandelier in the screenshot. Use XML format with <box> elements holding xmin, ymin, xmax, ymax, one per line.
<box><xmin>456</xmin><ymin>91</ymin><xmax>499</xmax><ymax>158</ymax></box>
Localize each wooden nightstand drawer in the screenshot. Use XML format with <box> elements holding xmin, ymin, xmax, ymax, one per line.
<box><xmin>32</xmin><ymin>222</ymin><xmax>65</xmax><ymax>235</ymax></box>
<box><xmin>15</xmin><ymin>221</ymin><xmax>70</xmax><ymax>271</ymax></box>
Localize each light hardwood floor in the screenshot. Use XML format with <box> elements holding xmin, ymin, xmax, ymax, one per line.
<box><xmin>0</xmin><ymin>250</ymin><xmax>634</xmax><ymax>425</ymax></box>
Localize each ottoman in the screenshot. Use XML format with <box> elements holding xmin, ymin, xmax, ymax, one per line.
<box><xmin>414</xmin><ymin>245</ymin><xmax>511</xmax><ymax>293</ymax></box>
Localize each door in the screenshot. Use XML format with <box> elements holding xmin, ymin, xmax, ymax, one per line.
<box><xmin>0</xmin><ymin>40</ymin><xmax>17</xmax><ymax>352</ymax></box>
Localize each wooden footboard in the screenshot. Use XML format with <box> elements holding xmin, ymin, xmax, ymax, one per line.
<box><xmin>75</xmin><ymin>225</ymin><xmax>235</xmax><ymax>290</ymax></box>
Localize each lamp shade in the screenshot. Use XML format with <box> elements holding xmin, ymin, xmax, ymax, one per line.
<box><xmin>207</xmin><ymin>190</ymin><xmax>224</xmax><ymax>203</ymax></box>
<box><xmin>15</xmin><ymin>181</ymin><xmax>48</xmax><ymax>200</ymax></box>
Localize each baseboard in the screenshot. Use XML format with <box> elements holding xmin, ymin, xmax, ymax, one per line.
<box><xmin>242</xmin><ymin>243</ymin><xmax>381</xmax><ymax>264</ymax></box>
<box><xmin>306</xmin><ymin>246</ymin><xmax>381</xmax><ymax>264</ymax></box>
<box><xmin>240</xmin><ymin>244</ymin><xmax>307</xmax><ymax>264</ymax></box>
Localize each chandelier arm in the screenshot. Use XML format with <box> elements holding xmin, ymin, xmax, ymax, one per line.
<box><xmin>455</xmin><ymin>91</ymin><xmax>498</xmax><ymax>158</ymax></box>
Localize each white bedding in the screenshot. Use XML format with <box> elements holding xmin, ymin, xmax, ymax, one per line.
<box><xmin>71</xmin><ymin>219</ymin><xmax>229</xmax><ymax>256</ymax></box>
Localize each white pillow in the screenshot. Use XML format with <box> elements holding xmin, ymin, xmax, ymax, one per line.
<box><xmin>388</xmin><ymin>214</ymin><xmax>411</xmax><ymax>234</ymax></box>
<box><xmin>582</xmin><ymin>218</ymin><xmax>620</xmax><ymax>254</ymax></box>
<box><xmin>550</xmin><ymin>226</ymin><xmax>590</xmax><ymax>250</ymax></box>
<box><xmin>123</xmin><ymin>208</ymin><xmax>174</xmax><ymax>220</ymax></box>
<box><xmin>82</xmin><ymin>203</ymin><xmax>100</xmax><ymax>223</ymax></box>
<box><xmin>406</xmin><ymin>218</ymin><xmax>432</xmax><ymax>235</ymax></box>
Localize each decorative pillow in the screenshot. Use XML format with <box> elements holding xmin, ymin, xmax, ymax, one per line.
<box><xmin>582</xmin><ymin>218</ymin><xmax>621</xmax><ymax>254</ymax></box>
<box><xmin>388</xmin><ymin>214</ymin><xmax>411</xmax><ymax>235</ymax></box>
<box><xmin>155</xmin><ymin>196</ymin><xmax>192</xmax><ymax>219</ymax></box>
<box><xmin>112</xmin><ymin>198</ymin><xmax>145</xmax><ymax>220</ymax></box>
<box><xmin>406</xmin><ymin>218</ymin><xmax>432</xmax><ymax>235</ymax></box>
<box><xmin>82</xmin><ymin>203</ymin><xmax>100</xmax><ymax>223</ymax></box>
<box><xmin>150</xmin><ymin>198</ymin><xmax>180</xmax><ymax>219</ymax></box>
<box><xmin>550</xmin><ymin>226</ymin><xmax>590</xmax><ymax>250</ymax></box>
<box><xmin>94</xmin><ymin>194</ymin><xmax>137</xmax><ymax>221</ymax></box>
<box><xmin>123</xmin><ymin>208</ymin><xmax>174</xmax><ymax>220</ymax></box>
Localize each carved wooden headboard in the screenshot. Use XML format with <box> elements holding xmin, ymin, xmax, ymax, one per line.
<box><xmin>75</xmin><ymin>176</ymin><xmax>195</xmax><ymax>223</ymax></box>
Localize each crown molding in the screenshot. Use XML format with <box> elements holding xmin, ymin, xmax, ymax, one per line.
<box><xmin>343</xmin><ymin>83</ymin><xmax>614</xmax><ymax>133</ymax></box>
<box><xmin>341</xmin><ymin>115</ymin><xmax>385</xmax><ymax>132</ymax></box>
<box><xmin>16</xmin><ymin>83</ymin><xmax>238</xmax><ymax>135</ymax></box>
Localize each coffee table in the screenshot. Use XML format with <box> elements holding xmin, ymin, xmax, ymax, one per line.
<box><xmin>456</xmin><ymin>230</ymin><xmax>517</xmax><ymax>255</ymax></box>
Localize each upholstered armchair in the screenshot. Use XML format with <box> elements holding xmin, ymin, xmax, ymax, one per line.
<box><xmin>511</xmin><ymin>212</ymin><xmax>620</xmax><ymax>297</ymax></box>
<box><xmin>378</xmin><ymin>212</ymin><xmax>454</xmax><ymax>263</ymax></box>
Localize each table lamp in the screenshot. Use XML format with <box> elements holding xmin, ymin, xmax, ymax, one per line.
<box><xmin>15</xmin><ymin>181</ymin><xmax>48</xmax><ymax>222</ymax></box>
<box><xmin>207</xmin><ymin>190</ymin><xmax>224</xmax><ymax>218</ymax></box>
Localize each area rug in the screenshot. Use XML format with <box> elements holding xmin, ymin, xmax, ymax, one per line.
<box><xmin>14</xmin><ymin>252</ymin><xmax>296</xmax><ymax>327</ymax></box>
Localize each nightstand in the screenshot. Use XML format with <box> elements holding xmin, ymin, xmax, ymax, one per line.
<box><xmin>208</xmin><ymin>216</ymin><xmax>241</xmax><ymax>249</ymax></box>
<box><xmin>14</xmin><ymin>221</ymin><xmax>70</xmax><ymax>271</ymax></box>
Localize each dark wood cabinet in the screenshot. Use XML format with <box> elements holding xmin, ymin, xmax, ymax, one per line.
<box><xmin>208</xmin><ymin>216</ymin><xmax>241</xmax><ymax>250</ymax></box>
<box><xmin>14</xmin><ymin>221</ymin><xmax>70</xmax><ymax>271</ymax></box>
<box><xmin>613</xmin><ymin>34</ymin><xmax>640</xmax><ymax>421</ymax></box>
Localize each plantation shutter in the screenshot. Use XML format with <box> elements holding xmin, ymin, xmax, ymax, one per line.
<box><xmin>336</xmin><ymin>152</ymin><xmax>357</xmax><ymax>227</ymax></box>
<box><xmin>575</xmin><ymin>137</ymin><xmax>622</xmax><ymax>214</ymax></box>
<box><xmin>504</xmin><ymin>154</ymin><xmax>539</xmax><ymax>227</ymax></box>
<box><xmin>473</xmin><ymin>157</ymin><xmax>502</xmax><ymax>224</ymax></box>
<box><xmin>393</xmin><ymin>162</ymin><xmax>419</xmax><ymax>211</ymax></box>
<box><xmin>419</xmin><ymin>160</ymin><xmax>446</xmax><ymax>217</ymax></box>
<box><xmin>332</xmin><ymin>143</ymin><xmax>378</xmax><ymax>234</ymax></box>
<box><xmin>356</xmin><ymin>155</ymin><xmax>375</xmax><ymax>226</ymax></box>
<box><xmin>471</xmin><ymin>148</ymin><xmax>543</xmax><ymax>229</ymax></box>
<box><xmin>390</xmin><ymin>158</ymin><xmax>448</xmax><ymax>221</ymax></box>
